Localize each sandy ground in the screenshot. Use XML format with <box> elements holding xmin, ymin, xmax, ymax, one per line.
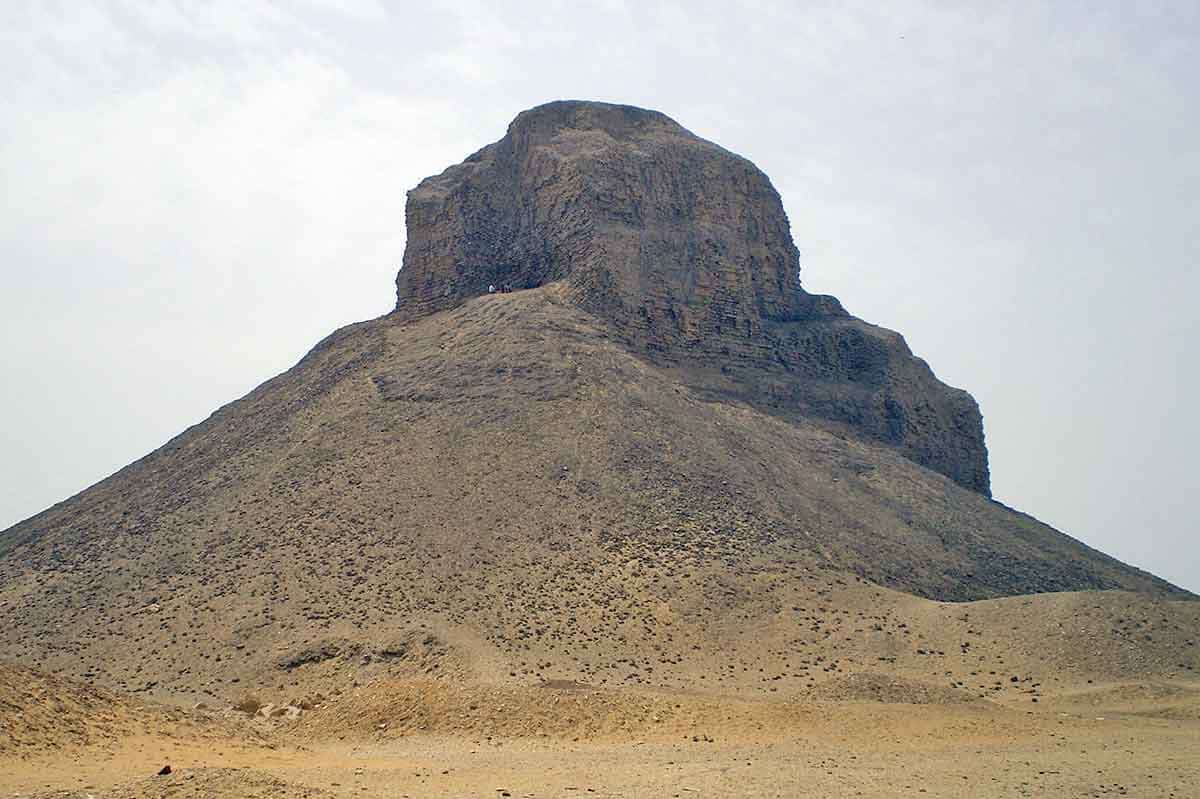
<box><xmin>3</xmin><ymin>683</ymin><xmax>1197</xmax><ymax>799</ymax></box>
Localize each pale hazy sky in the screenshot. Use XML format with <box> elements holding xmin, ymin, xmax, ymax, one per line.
<box><xmin>1</xmin><ymin>2</ymin><xmax>1197</xmax><ymax>592</ymax></box>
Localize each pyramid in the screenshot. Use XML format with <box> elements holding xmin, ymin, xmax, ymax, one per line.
<box><xmin>0</xmin><ymin>102</ymin><xmax>1191</xmax><ymax>704</ymax></box>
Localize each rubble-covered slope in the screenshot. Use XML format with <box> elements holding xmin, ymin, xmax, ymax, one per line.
<box><xmin>1</xmin><ymin>288</ymin><xmax>1189</xmax><ymax>702</ymax></box>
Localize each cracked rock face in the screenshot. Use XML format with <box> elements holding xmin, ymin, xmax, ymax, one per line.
<box><xmin>396</xmin><ymin>100</ymin><xmax>989</xmax><ymax>494</ymax></box>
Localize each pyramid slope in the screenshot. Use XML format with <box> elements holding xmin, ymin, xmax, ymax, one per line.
<box><xmin>1</xmin><ymin>287</ymin><xmax>1191</xmax><ymax>702</ymax></box>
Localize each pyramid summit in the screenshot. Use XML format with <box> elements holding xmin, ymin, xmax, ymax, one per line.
<box><xmin>396</xmin><ymin>99</ymin><xmax>802</xmax><ymax>327</ymax></box>
<box><xmin>398</xmin><ymin>100</ymin><xmax>988</xmax><ymax>493</ymax></box>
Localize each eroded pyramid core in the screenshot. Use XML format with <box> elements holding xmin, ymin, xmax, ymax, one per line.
<box><xmin>396</xmin><ymin>100</ymin><xmax>989</xmax><ymax>494</ymax></box>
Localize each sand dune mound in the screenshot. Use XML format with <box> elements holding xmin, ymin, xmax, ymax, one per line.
<box><xmin>290</xmin><ymin>678</ymin><xmax>834</xmax><ymax>744</ymax></box>
<box><xmin>1053</xmin><ymin>681</ymin><xmax>1200</xmax><ymax>720</ymax></box>
<box><xmin>0</xmin><ymin>663</ymin><xmax>257</xmax><ymax>759</ymax></box>
<box><xmin>0</xmin><ymin>662</ymin><xmax>158</xmax><ymax>756</ymax></box>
